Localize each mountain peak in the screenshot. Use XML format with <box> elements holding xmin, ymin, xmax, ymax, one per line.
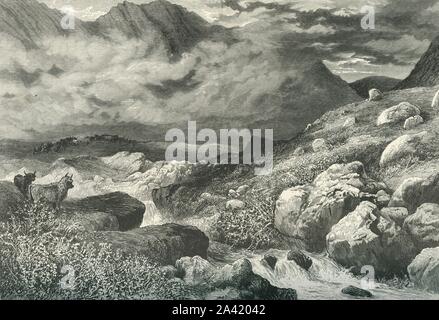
<box><xmin>95</xmin><ymin>0</ymin><xmax>212</xmax><ymax>56</ymax></box>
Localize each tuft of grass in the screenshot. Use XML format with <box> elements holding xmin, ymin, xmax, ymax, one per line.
<box><xmin>214</xmin><ymin>191</ymin><xmax>279</xmax><ymax>250</ymax></box>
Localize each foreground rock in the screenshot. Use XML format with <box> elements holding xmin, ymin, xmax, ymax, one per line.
<box><xmin>65</xmin><ymin>192</ymin><xmax>145</xmax><ymax>231</ymax></box>
<box><xmin>176</xmin><ymin>256</ymin><xmax>215</xmax><ymax>285</ymax></box>
<box><xmin>404</xmin><ymin>203</ymin><xmax>439</xmax><ymax>248</ymax></box>
<box><xmin>62</xmin><ymin>211</ymin><xmax>119</xmax><ymax>232</ymax></box>
<box><xmin>326</xmin><ymin>201</ymin><xmax>417</xmax><ymax>276</ymax></box>
<box><xmin>379</xmin><ymin>131</ymin><xmax>427</xmax><ymax>167</ymax></box>
<box><xmin>0</xmin><ymin>181</ymin><xmax>25</xmax><ymax>222</ymax></box>
<box><xmin>341</xmin><ymin>286</ymin><xmax>372</xmax><ymax>298</ymax></box>
<box><xmin>408</xmin><ymin>247</ymin><xmax>439</xmax><ymax>293</ymax></box>
<box><xmin>376</xmin><ymin>102</ymin><xmax>420</xmax><ymax>126</ymax></box>
<box><xmin>389</xmin><ymin>172</ymin><xmax>439</xmax><ymax>213</ymax></box>
<box><xmin>90</xmin><ymin>223</ymin><xmax>209</xmax><ymax>265</ymax></box>
<box><xmin>274</xmin><ymin>162</ymin><xmax>386</xmax><ymax>251</ymax></box>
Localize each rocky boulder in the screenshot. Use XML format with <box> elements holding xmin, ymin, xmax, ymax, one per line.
<box><xmin>176</xmin><ymin>255</ymin><xmax>216</xmax><ymax>285</ymax></box>
<box><xmin>312</xmin><ymin>138</ymin><xmax>329</xmax><ymax>152</ymax></box>
<box><xmin>0</xmin><ymin>181</ymin><xmax>25</xmax><ymax>222</ymax></box>
<box><xmin>293</xmin><ymin>147</ymin><xmax>305</xmax><ymax>156</ymax></box>
<box><xmin>368</xmin><ymin>89</ymin><xmax>383</xmax><ymax>101</ymax></box>
<box><xmin>403</xmin><ymin>115</ymin><xmax>423</xmax><ymax>130</ymax></box>
<box><xmin>226</xmin><ymin>199</ymin><xmax>245</xmax><ymax>211</ymax></box>
<box><xmin>65</xmin><ymin>192</ymin><xmax>145</xmax><ymax>231</ymax></box>
<box><xmin>274</xmin><ymin>162</ymin><xmax>386</xmax><ymax>251</ymax></box>
<box><xmin>261</xmin><ymin>254</ymin><xmax>278</xmax><ymax>270</ymax></box>
<box><xmin>379</xmin><ymin>207</ymin><xmax>409</xmax><ymax>227</ymax></box>
<box><xmin>101</xmin><ymin>151</ymin><xmax>151</xmax><ymax>175</ymax></box>
<box><xmin>379</xmin><ymin>131</ymin><xmax>427</xmax><ymax>167</ymax></box>
<box><xmin>389</xmin><ymin>173</ymin><xmax>439</xmax><ymax>213</ymax></box>
<box><xmin>341</xmin><ymin>285</ymin><xmax>372</xmax><ymax>298</ymax></box>
<box><xmin>343</xmin><ymin>116</ymin><xmax>357</xmax><ymax>127</ymax></box>
<box><xmin>376</xmin><ymin>102</ymin><xmax>420</xmax><ymax>126</ymax></box>
<box><xmin>408</xmin><ymin>247</ymin><xmax>439</xmax><ymax>293</ymax></box>
<box><xmin>326</xmin><ymin>201</ymin><xmax>418</xmax><ymax>276</ymax></box>
<box><xmin>404</xmin><ymin>203</ymin><xmax>439</xmax><ymax>249</ymax></box>
<box><xmin>89</xmin><ymin>223</ymin><xmax>209</xmax><ymax>265</ymax></box>
<box><xmin>62</xmin><ymin>211</ymin><xmax>120</xmax><ymax>232</ymax></box>
<box><xmin>287</xmin><ymin>250</ymin><xmax>313</xmax><ymax>271</ymax></box>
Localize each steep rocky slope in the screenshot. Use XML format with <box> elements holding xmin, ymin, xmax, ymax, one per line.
<box><xmin>0</xmin><ymin>0</ymin><xmax>96</xmax><ymax>48</ymax></box>
<box><xmin>397</xmin><ymin>35</ymin><xmax>439</xmax><ymax>89</ymax></box>
<box><xmin>94</xmin><ymin>0</ymin><xmax>227</xmax><ymax>56</ymax></box>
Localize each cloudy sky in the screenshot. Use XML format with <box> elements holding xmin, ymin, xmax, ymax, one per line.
<box><xmin>38</xmin><ymin>0</ymin><xmax>439</xmax><ymax>81</ymax></box>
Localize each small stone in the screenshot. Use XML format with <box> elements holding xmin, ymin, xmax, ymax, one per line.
<box><xmin>262</xmin><ymin>254</ymin><xmax>277</xmax><ymax>270</ymax></box>
<box><xmin>226</xmin><ymin>199</ymin><xmax>245</xmax><ymax>211</ymax></box>
<box><xmin>376</xmin><ymin>189</ymin><xmax>391</xmax><ymax>207</ymax></box>
<box><xmin>404</xmin><ymin>115</ymin><xmax>423</xmax><ymax>130</ymax></box>
<box><xmin>293</xmin><ymin>147</ymin><xmax>305</xmax><ymax>156</ymax></box>
<box><xmin>228</xmin><ymin>189</ymin><xmax>238</xmax><ymax>198</ymax></box>
<box><xmin>341</xmin><ymin>285</ymin><xmax>372</xmax><ymax>298</ymax></box>
<box><xmin>343</xmin><ymin>116</ymin><xmax>357</xmax><ymax>127</ymax></box>
<box><xmin>368</xmin><ymin>89</ymin><xmax>383</xmax><ymax>101</ymax></box>
<box><xmin>287</xmin><ymin>250</ymin><xmax>313</xmax><ymax>271</ymax></box>
<box><xmin>312</xmin><ymin>138</ymin><xmax>329</xmax><ymax>152</ymax></box>
<box><xmin>236</xmin><ymin>185</ymin><xmax>250</xmax><ymax>195</ymax></box>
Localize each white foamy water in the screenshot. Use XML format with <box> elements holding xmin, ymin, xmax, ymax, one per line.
<box><xmin>244</xmin><ymin>250</ymin><xmax>439</xmax><ymax>300</ymax></box>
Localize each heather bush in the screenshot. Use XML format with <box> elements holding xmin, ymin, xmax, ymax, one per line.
<box><xmin>214</xmin><ymin>192</ymin><xmax>279</xmax><ymax>250</ymax></box>
<box><xmin>0</xmin><ymin>204</ymin><xmax>198</xmax><ymax>300</ymax></box>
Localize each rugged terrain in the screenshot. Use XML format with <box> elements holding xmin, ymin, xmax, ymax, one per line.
<box><xmin>2</xmin><ymin>83</ymin><xmax>439</xmax><ymax>299</ymax></box>
<box><xmin>397</xmin><ymin>35</ymin><xmax>439</xmax><ymax>89</ymax></box>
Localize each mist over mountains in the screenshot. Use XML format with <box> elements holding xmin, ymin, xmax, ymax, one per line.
<box><xmin>0</xmin><ymin>0</ymin><xmax>362</xmax><ymax>141</ymax></box>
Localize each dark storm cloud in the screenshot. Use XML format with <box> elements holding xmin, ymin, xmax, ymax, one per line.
<box><xmin>221</xmin><ymin>0</ymin><xmax>439</xmax><ymax>79</ymax></box>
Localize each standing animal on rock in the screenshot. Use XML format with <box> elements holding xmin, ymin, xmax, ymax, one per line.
<box><xmin>14</xmin><ymin>171</ymin><xmax>37</xmax><ymax>199</ymax></box>
<box><xmin>29</xmin><ymin>173</ymin><xmax>74</xmax><ymax>209</ymax></box>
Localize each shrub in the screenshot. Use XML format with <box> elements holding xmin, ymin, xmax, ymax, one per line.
<box><xmin>0</xmin><ymin>204</ymin><xmax>198</xmax><ymax>300</ymax></box>
<box><xmin>214</xmin><ymin>192</ymin><xmax>278</xmax><ymax>250</ymax></box>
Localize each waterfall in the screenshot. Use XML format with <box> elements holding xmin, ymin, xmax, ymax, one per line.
<box><xmin>141</xmin><ymin>199</ymin><xmax>164</xmax><ymax>226</ymax></box>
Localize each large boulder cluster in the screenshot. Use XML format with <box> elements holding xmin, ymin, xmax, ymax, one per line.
<box><xmin>274</xmin><ymin>161</ymin><xmax>386</xmax><ymax>251</ymax></box>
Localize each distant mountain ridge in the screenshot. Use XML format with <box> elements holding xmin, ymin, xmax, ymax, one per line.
<box><xmin>396</xmin><ymin>35</ymin><xmax>439</xmax><ymax>89</ymax></box>
<box><xmin>350</xmin><ymin>76</ymin><xmax>401</xmax><ymax>98</ymax></box>
<box><xmin>0</xmin><ymin>0</ymin><xmax>230</xmax><ymax>55</ymax></box>
<box><xmin>0</xmin><ymin>0</ymin><xmax>96</xmax><ymax>49</ymax></box>
<box><xmin>0</xmin><ymin>0</ymin><xmax>362</xmax><ymax>141</ymax></box>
